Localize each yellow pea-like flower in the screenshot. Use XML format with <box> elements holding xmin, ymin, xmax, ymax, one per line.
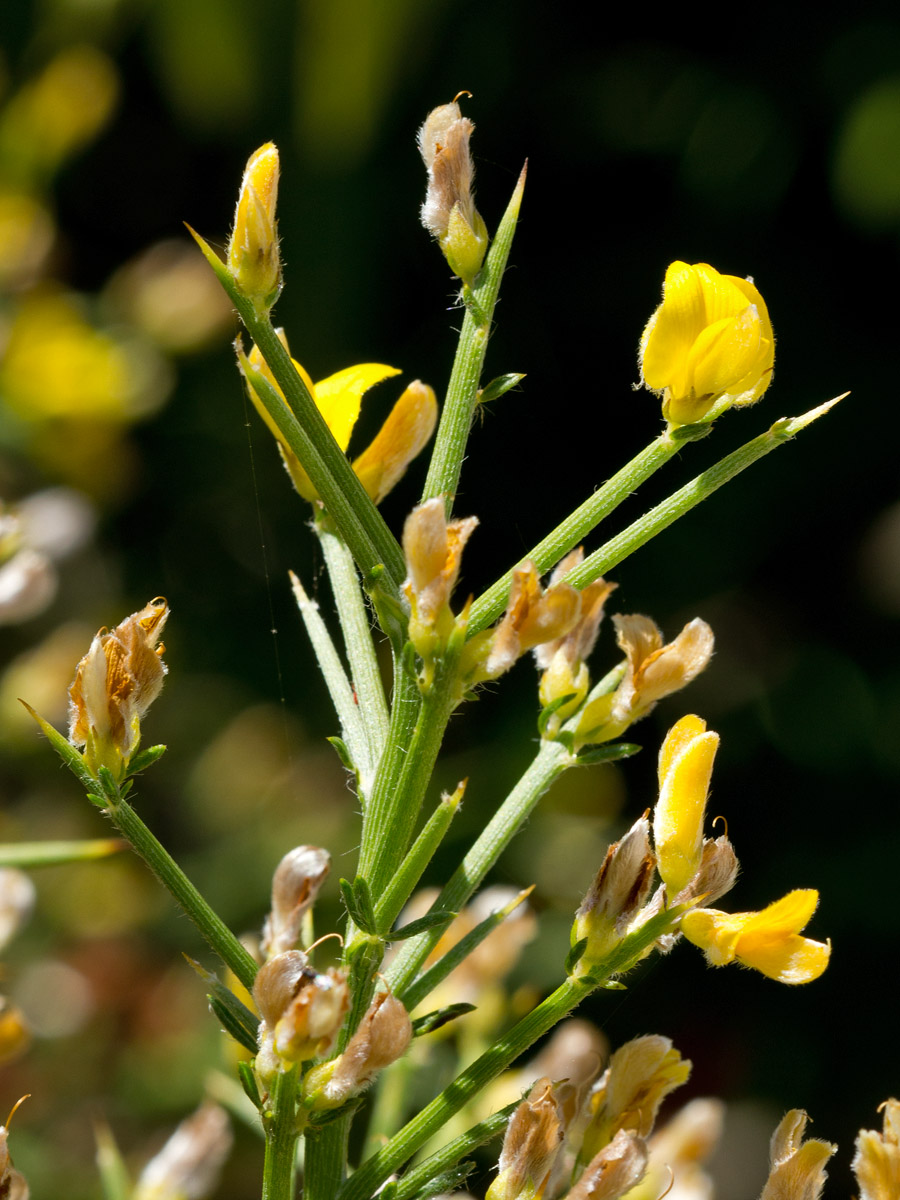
<box><xmin>680</xmin><ymin>888</ymin><xmax>830</xmax><ymax>984</ymax></box>
<box><xmin>653</xmin><ymin>714</ymin><xmax>720</xmax><ymax>896</ymax></box>
<box><xmin>244</xmin><ymin>338</ymin><xmax>436</xmax><ymax>504</ymax></box>
<box><xmin>640</xmin><ymin>261</ymin><xmax>774</xmax><ymax>426</ymax></box>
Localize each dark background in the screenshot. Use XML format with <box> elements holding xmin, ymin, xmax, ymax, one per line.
<box><xmin>1</xmin><ymin>1</ymin><xmax>897</xmax><ymax>1195</ymax></box>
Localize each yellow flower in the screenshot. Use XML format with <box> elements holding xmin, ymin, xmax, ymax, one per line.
<box><xmin>245</xmin><ymin>337</ymin><xmax>437</xmax><ymax>504</ymax></box>
<box><xmin>853</xmin><ymin>1099</ymin><xmax>900</xmax><ymax>1200</ymax></box>
<box><xmin>653</xmin><ymin>714</ymin><xmax>720</xmax><ymax>895</ymax></box>
<box><xmin>760</xmin><ymin>1109</ymin><xmax>835</xmax><ymax>1200</ymax></box>
<box><xmin>680</xmin><ymin>889</ymin><xmax>830</xmax><ymax>984</ymax></box>
<box><xmin>640</xmin><ymin>261</ymin><xmax>774</xmax><ymax>426</ymax></box>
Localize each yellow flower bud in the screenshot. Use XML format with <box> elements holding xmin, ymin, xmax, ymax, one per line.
<box><xmin>640</xmin><ymin>261</ymin><xmax>774</xmax><ymax>426</ymax></box>
<box><xmin>486</xmin><ymin>1077</ymin><xmax>565</xmax><ymax>1200</ymax></box>
<box><xmin>309</xmin><ymin>992</ymin><xmax>412</xmax><ymax>1108</ymax></box>
<box><xmin>227</xmin><ymin>142</ymin><xmax>281</xmax><ymax>310</ymax></box>
<box><xmin>567</xmin><ymin>1129</ymin><xmax>649</xmax><ymax>1200</ymax></box>
<box><xmin>680</xmin><ymin>889</ymin><xmax>830</xmax><ymax>984</ymax></box>
<box><xmin>760</xmin><ymin>1109</ymin><xmax>835</xmax><ymax>1200</ymax></box>
<box><xmin>67</xmin><ymin>597</ymin><xmax>169</xmax><ymax>781</ymax></box>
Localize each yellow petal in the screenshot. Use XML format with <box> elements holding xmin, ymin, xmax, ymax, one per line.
<box><xmin>312</xmin><ymin>363</ymin><xmax>401</xmax><ymax>451</ymax></box>
<box><xmin>737</xmin><ymin>931</ymin><xmax>831</xmax><ymax>984</ymax></box>
<box><xmin>654</xmin><ymin>726</ymin><xmax>720</xmax><ymax>895</ymax></box>
<box><xmin>657</xmin><ymin>714</ymin><xmax>708</xmax><ymax>787</ymax></box>
<box><xmin>685</xmin><ymin>308</ymin><xmax>763</xmax><ymax>399</ymax></box>
<box><xmin>352</xmin><ymin>380</ymin><xmax>437</xmax><ymax>503</ymax></box>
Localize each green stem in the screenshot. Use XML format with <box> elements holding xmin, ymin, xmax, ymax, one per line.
<box><xmin>385</xmin><ymin>739</ymin><xmax>573</xmax><ymax>997</ymax></box>
<box><xmin>317</xmin><ymin>522</ymin><xmax>390</xmax><ymax>783</ymax></box>
<box><xmin>338</xmin><ymin>976</ymin><xmax>593</xmax><ymax>1200</ymax></box>
<box><xmin>373</xmin><ymin>785</ymin><xmax>463</xmax><ymax>934</ymax></box>
<box><xmin>106</xmin><ymin>797</ymin><xmax>258</xmax><ymax>993</ymax></box>
<box><xmin>193</xmin><ymin>233</ymin><xmax>405</xmax><ymax>596</ymax></box>
<box><xmin>262</xmin><ymin>1067</ymin><xmax>299</xmax><ymax>1200</ymax></box>
<box><xmin>362</xmin><ymin>1047</ymin><xmax>416</xmax><ymax>1161</ymax></box>
<box><xmin>467</xmin><ymin>426</ymin><xmax>701</xmax><ymax>637</ymax></box>
<box><xmin>421</xmin><ymin>166</ymin><xmax>527</xmax><ymax>511</ymax></box>
<box><xmin>0</xmin><ymin>838</ymin><xmax>125</xmax><ymax>867</ymax></box>
<box><xmin>304</xmin><ymin>1119</ymin><xmax>348</xmax><ymax>1200</ymax></box>
<box><xmin>565</xmin><ymin>403</ymin><xmax>839</xmax><ymax>594</ymax></box>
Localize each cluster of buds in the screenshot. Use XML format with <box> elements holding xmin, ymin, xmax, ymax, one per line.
<box><xmin>640</xmin><ymin>260</ymin><xmax>775</xmax><ymax>427</ymax></box>
<box><xmin>418</xmin><ymin>95</ymin><xmax>489</xmax><ymax>286</ymax></box>
<box><xmin>252</xmin><ymin>949</ymin><xmax>349</xmax><ymax>1081</ymax></box>
<box><xmin>570</xmin><ymin>715</ymin><xmax>829</xmax><ymax>985</ymax></box>
<box><xmin>241</xmin><ymin>334</ymin><xmax>436</xmax><ymax>507</ymax></box>
<box><xmin>66</xmin><ymin>597</ymin><xmax>169</xmax><ymax>782</ymax></box>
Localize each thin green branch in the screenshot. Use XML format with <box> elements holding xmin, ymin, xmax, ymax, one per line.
<box><xmin>106</xmin><ymin>796</ymin><xmax>258</xmax><ymax>993</ymax></box>
<box><xmin>262</xmin><ymin>1067</ymin><xmax>300</xmax><ymax>1200</ymax></box>
<box><xmin>421</xmin><ymin>166</ymin><xmax>527</xmax><ymax>511</ymax></box>
<box><xmin>566</xmin><ymin>399</ymin><xmax>843</xmax><ymax>593</ymax></box>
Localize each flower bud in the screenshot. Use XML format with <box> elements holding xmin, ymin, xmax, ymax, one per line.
<box><xmin>852</xmin><ymin>1099</ymin><xmax>900</xmax><ymax>1200</ymax></box>
<box><xmin>253</xmin><ymin>951</ymin><xmax>348</xmax><ymax>1078</ymax></box>
<box><xmin>311</xmin><ymin>992</ymin><xmax>412</xmax><ymax>1107</ymax></box>
<box><xmin>566</xmin><ymin>1128</ymin><xmax>649</xmax><ymax>1200</ymax></box>
<box><xmin>653</xmin><ymin>715</ymin><xmax>720</xmax><ymax>896</ymax></box>
<box><xmin>487</xmin><ymin>1077</ymin><xmax>565</xmax><ymax>1200</ymax></box>
<box><xmin>261</xmin><ymin>846</ymin><xmax>331</xmax><ymax>959</ymax></box>
<box><xmin>760</xmin><ymin>1109</ymin><xmax>835</xmax><ymax>1200</ymax></box>
<box><xmin>227</xmin><ymin>143</ymin><xmax>281</xmax><ymax>311</ymax></box>
<box><xmin>418</xmin><ymin>98</ymin><xmax>489</xmax><ymax>285</ymax></box>
<box><xmin>570</xmin><ymin>816</ymin><xmax>656</xmax><ymax>977</ymax></box>
<box><xmin>640</xmin><ymin>261</ymin><xmax>774</xmax><ymax>426</ymax></box>
<box><xmin>67</xmin><ymin>597</ymin><xmax>169</xmax><ymax>781</ymax></box>
<box><xmin>134</xmin><ymin>1103</ymin><xmax>232</xmax><ymax>1200</ymax></box>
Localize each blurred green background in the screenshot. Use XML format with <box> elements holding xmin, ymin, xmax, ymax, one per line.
<box><xmin>1</xmin><ymin>0</ymin><xmax>898</xmax><ymax>1195</ymax></box>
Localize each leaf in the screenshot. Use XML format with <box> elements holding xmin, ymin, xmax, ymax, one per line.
<box><xmin>565</xmin><ymin>937</ymin><xmax>588</xmax><ymax>976</ymax></box>
<box><xmin>327</xmin><ymin>737</ymin><xmax>355</xmax><ymax>771</ymax></box>
<box><xmin>478</xmin><ymin>372</ymin><xmax>526</xmax><ymax>405</ymax></box>
<box><xmin>127</xmin><ymin>744</ymin><xmax>168</xmax><ymax>774</ymax></box>
<box><xmin>207</xmin><ymin>982</ymin><xmax>259</xmax><ymax>1054</ymax></box>
<box><xmin>412</xmin><ymin>1002</ymin><xmax>476</xmax><ymax>1037</ymax></box>
<box><xmin>238</xmin><ymin>1061</ymin><xmax>263</xmax><ymax>1110</ymax></box>
<box><xmin>576</xmin><ymin>741</ymin><xmax>641</xmax><ymax>766</ymax></box>
<box><xmin>340</xmin><ymin>877</ymin><xmax>377</xmax><ymax>935</ymax></box>
<box><xmin>390</xmin><ymin>910</ymin><xmax>456</xmax><ymax>940</ymax></box>
<box><xmin>537</xmin><ymin>692</ymin><xmax>577</xmax><ymax>737</ymax></box>
<box><xmin>407</xmin><ymin>1161</ymin><xmax>475</xmax><ymax>1199</ymax></box>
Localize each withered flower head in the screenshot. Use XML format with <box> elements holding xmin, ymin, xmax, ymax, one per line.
<box><xmin>319</xmin><ymin>991</ymin><xmax>412</xmax><ymax>1105</ymax></box>
<box><xmin>261</xmin><ymin>846</ymin><xmax>331</xmax><ymax>960</ymax></box>
<box><xmin>67</xmin><ymin>597</ymin><xmax>169</xmax><ymax>780</ymax></box>
<box><xmin>610</xmin><ymin>615</ymin><xmax>714</xmax><ymax>731</ymax></box>
<box><xmin>486</xmin><ymin>1077</ymin><xmax>565</xmax><ymax>1200</ymax></box>
<box><xmin>852</xmin><ymin>1099</ymin><xmax>900</xmax><ymax>1200</ymax></box>
<box><xmin>253</xmin><ymin>950</ymin><xmax>348</xmax><ymax>1078</ymax></box>
<box><xmin>759</xmin><ymin>1110</ymin><xmax>835</xmax><ymax>1200</ymax></box>
<box><xmin>567</xmin><ymin>1128</ymin><xmax>649</xmax><ymax>1200</ymax></box>
<box><xmin>134</xmin><ymin>1103</ymin><xmax>232</xmax><ymax>1200</ymax></box>
<box><xmin>486</xmin><ymin>561</ymin><xmax>582</xmax><ymax>679</ymax></box>
<box><xmin>571</xmin><ymin>816</ymin><xmax>657</xmax><ymax>975</ymax></box>
<box><xmin>418</xmin><ymin>96</ymin><xmax>489</xmax><ymax>285</ymax></box>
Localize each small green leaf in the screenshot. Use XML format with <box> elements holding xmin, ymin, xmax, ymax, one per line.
<box><xmin>391</xmin><ymin>910</ymin><xmax>456</xmax><ymax>940</ymax></box>
<box><xmin>307</xmin><ymin>1097</ymin><xmax>363</xmax><ymax>1128</ymax></box>
<box><xmin>127</xmin><ymin>744</ymin><xmax>167</xmax><ymax>774</ymax></box>
<box><xmin>238</xmin><ymin>1061</ymin><xmax>263</xmax><ymax>1110</ymax></box>
<box><xmin>565</xmin><ymin>937</ymin><xmax>588</xmax><ymax>976</ymax></box>
<box><xmin>327</xmin><ymin>737</ymin><xmax>355</xmax><ymax>771</ymax></box>
<box><xmin>407</xmin><ymin>1163</ymin><xmax>475</xmax><ymax>1200</ymax></box>
<box><xmin>86</xmin><ymin>793</ymin><xmax>107</xmax><ymax>809</ymax></box>
<box><xmin>207</xmin><ymin>982</ymin><xmax>259</xmax><ymax>1054</ymax></box>
<box><xmin>478</xmin><ymin>372</ymin><xmax>525</xmax><ymax>405</ymax></box>
<box><xmin>576</xmin><ymin>741</ymin><xmax>641</xmax><ymax>766</ymax></box>
<box><xmin>400</xmin><ymin>641</ymin><xmax>420</xmax><ymax>682</ymax></box>
<box><xmin>340</xmin><ymin>878</ymin><xmax>377</xmax><ymax>935</ymax></box>
<box><xmin>412</xmin><ymin>1002</ymin><xmax>476</xmax><ymax>1037</ymax></box>
<box><xmin>96</xmin><ymin>766</ymin><xmax>121</xmax><ymax>803</ymax></box>
<box><xmin>94</xmin><ymin>1121</ymin><xmax>132</xmax><ymax>1200</ymax></box>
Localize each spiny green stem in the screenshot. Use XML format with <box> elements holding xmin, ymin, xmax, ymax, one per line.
<box><xmin>468</xmin><ymin>427</ymin><xmax>694</xmax><ymax>635</ymax></box>
<box><xmin>338</xmin><ymin>976</ymin><xmax>593</xmax><ymax>1200</ymax></box>
<box><xmin>106</xmin><ymin>796</ymin><xmax>258</xmax><ymax>992</ymax></box>
<box><xmin>374</xmin><ymin>786</ymin><xmax>463</xmax><ymax>934</ymax></box>
<box><xmin>566</xmin><ymin>402</ymin><xmax>841</xmax><ymax>594</ymax></box>
<box><xmin>262</xmin><ymin>1067</ymin><xmax>299</xmax><ymax>1200</ymax></box>
<box><xmin>386</xmin><ymin>739</ymin><xmax>572</xmax><ymax>997</ymax></box>
<box><xmin>391</xmin><ymin>1105</ymin><xmax>515</xmax><ymax>1200</ymax></box>
<box><xmin>421</xmin><ymin>166</ymin><xmax>527</xmax><ymax>512</ymax></box>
